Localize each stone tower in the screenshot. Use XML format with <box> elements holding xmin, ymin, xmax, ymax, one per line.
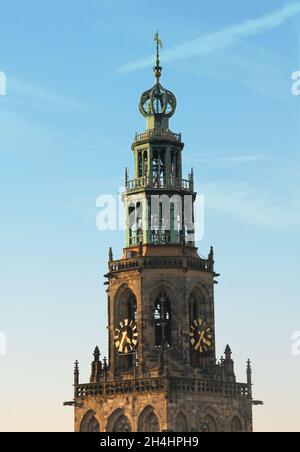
<box><xmin>73</xmin><ymin>35</ymin><xmax>254</xmax><ymax>433</ymax></box>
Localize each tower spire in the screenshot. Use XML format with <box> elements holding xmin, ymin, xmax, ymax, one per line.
<box><xmin>139</xmin><ymin>33</ymin><xmax>176</xmax><ymax>128</ymax></box>
<box><xmin>154</xmin><ymin>32</ymin><xmax>163</xmax><ymax>82</ymax></box>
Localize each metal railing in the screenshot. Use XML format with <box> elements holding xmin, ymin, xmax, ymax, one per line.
<box><xmin>126</xmin><ymin>177</ymin><xmax>193</xmax><ymax>192</ymax></box>
<box><xmin>134</xmin><ymin>129</ymin><xmax>182</xmax><ymax>144</ymax></box>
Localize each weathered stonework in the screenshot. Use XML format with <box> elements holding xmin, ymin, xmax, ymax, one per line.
<box><xmin>74</xmin><ymin>257</ymin><xmax>253</xmax><ymax>432</ymax></box>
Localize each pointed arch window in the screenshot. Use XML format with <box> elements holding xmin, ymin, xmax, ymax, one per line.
<box><xmin>176</xmin><ymin>413</ymin><xmax>188</xmax><ymax>432</ymax></box>
<box><xmin>107</xmin><ymin>410</ymin><xmax>132</xmax><ymax>433</ymax></box>
<box><xmin>189</xmin><ymin>290</ymin><xmax>209</xmax><ymax>323</ymax></box>
<box><xmin>80</xmin><ymin>410</ymin><xmax>100</xmax><ymax>432</ymax></box>
<box><xmin>202</xmin><ymin>414</ymin><xmax>217</xmax><ymax>432</ymax></box>
<box><xmin>138</xmin><ymin>406</ymin><xmax>159</xmax><ymax>432</ymax></box>
<box><xmin>230</xmin><ymin>416</ymin><xmax>243</xmax><ymax>432</ymax></box>
<box><xmin>153</xmin><ymin>291</ymin><xmax>172</xmax><ymax>346</ymax></box>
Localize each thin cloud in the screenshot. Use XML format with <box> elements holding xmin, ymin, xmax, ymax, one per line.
<box><xmin>118</xmin><ymin>2</ymin><xmax>300</xmax><ymax>73</ymax></box>
<box><xmin>192</xmin><ymin>154</ymin><xmax>266</xmax><ymax>164</ymax></box>
<box><xmin>9</xmin><ymin>77</ymin><xmax>86</xmax><ymax>110</ymax></box>
<box><xmin>201</xmin><ymin>181</ymin><xmax>300</xmax><ymax>228</ymax></box>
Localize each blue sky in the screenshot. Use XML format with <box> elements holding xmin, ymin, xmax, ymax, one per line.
<box><xmin>0</xmin><ymin>0</ymin><xmax>300</xmax><ymax>432</ymax></box>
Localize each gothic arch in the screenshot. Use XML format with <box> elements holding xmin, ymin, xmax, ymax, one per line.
<box><xmin>175</xmin><ymin>412</ymin><xmax>188</xmax><ymax>432</ymax></box>
<box><xmin>80</xmin><ymin>410</ymin><xmax>100</xmax><ymax>432</ymax></box>
<box><xmin>199</xmin><ymin>406</ymin><xmax>221</xmax><ymax>433</ymax></box>
<box><xmin>147</xmin><ymin>280</ymin><xmax>180</xmax><ymax>318</ymax></box>
<box><xmin>106</xmin><ymin>409</ymin><xmax>133</xmax><ymax>432</ymax></box>
<box><xmin>147</xmin><ymin>279</ymin><xmax>179</xmax><ymax>302</ymax></box>
<box><xmin>188</xmin><ymin>281</ymin><xmax>212</xmax><ymax>302</ymax></box>
<box><xmin>113</xmin><ymin>284</ymin><xmax>137</xmax><ymax>325</ymax></box>
<box><xmin>147</xmin><ymin>280</ymin><xmax>179</xmax><ymax>348</ymax></box>
<box><xmin>188</xmin><ymin>284</ymin><xmax>212</xmax><ymax>321</ymax></box>
<box><xmin>230</xmin><ymin>415</ymin><xmax>243</xmax><ymax>432</ymax></box>
<box><xmin>202</xmin><ymin>414</ymin><xmax>218</xmax><ymax>432</ymax></box>
<box><xmin>138</xmin><ymin>406</ymin><xmax>160</xmax><ymax>432</ymax></box>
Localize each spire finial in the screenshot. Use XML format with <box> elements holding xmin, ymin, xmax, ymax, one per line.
<box><xmin>74</xmin><ymin>360</ymin><xmax>79</xmax><ymax>375</ymax></box>
<box><xmin>154</xmin><ymin>31</ymin><xmax>163</xmax><ymax>82</ymax></box>
<box><xmin>74</xmin><ymin>360</ymin><xmax>79</xmax><ymax>385</ymax></box>
<box><xmin>225</xmin><ymin>344</ymin><xmax>232</xmax><ymax>360</ymax></box>
<box><xmin>93</xmin><ymin>346</ymin><xmax>100</xmax><ymax>360</ymax></box>
<box><xmin>247</xmin><ymin>359</ymin><xmax>252</xmax><ymax>397</ymax></box>
<box><xmin>247</xmin><ymin>359</ymin><xmax>252</xmax><ymax>373</ymax></box>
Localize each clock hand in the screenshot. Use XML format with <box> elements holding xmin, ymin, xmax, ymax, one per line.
<box><xmin>195</xmin><ymin>330</ymin><xmax>205</xmax><ymax>350</ymax></box>
<box><xmin>119</xmin><ymin>331</ymin><xmax>127</xmax><ymax>352</ymax></box>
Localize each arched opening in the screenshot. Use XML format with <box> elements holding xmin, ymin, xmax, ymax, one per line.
<box><xmin>160</xmin><ymin>149</ymin><xmax>166</xmax><ymax>179</ymax></box>
<box><xmin>189</xmin><ymin>287</ymin><xmax>213</xmax><ymax>364</ymax></box>
<box><xmin>128</xmin><ymin>203</ymin><xmax>136</xmax><ymax>245</ymax></box>
<box><xmin>114</xmin><ymin>287</ymin><xmax>137</xmax><ymax>372</ymax></box>
<box><xmin>153</xmin><ymin>291</ymin><xmax>172</xmax><ymax>347</ymax></box>
<box><xmin>136</xmin><ymin>202</ymin><xmax>143</xmax><ymax>244</ymax></box>
<box><xmin>152</xmin><ymin>149</ymin><xmax>159</xmax><ymax>185</ymax></box>
<box><xmin>114</xmin><ymin>287</ymin><xmax>137</xmax><ymax>325</ymax></box>
<box><xmin>107</xmin><ymin>409</ymin><xmax>132</xmax><ymax>432</ymax></box>
<box><xmin>230</xmin><ymin>416</ymin><xmax>243</xmax><ymax>432</ymax></box>
<box><xmin>128</xmin><ymin>200</ymin><xmax>143</xmax><ymax>245</ymax></box>
<box><xmin>152</xmin><ymin>148</ymin><xmax>166</xmax><ymax>186</ymax></box>
<box><xmin>138</xmin><ymin>152</ymin><xmax>143</xmax><ymax>178</ymax></box>
<box><xmin>143</xmin><ymin>151</ymin><xmax>148</xmax><ymax>178</ymax></box>
<box><xmin>189</xmin><ymin>288</ymin><xmax>210</xmax><ymax>322</ymax></box>
<box><xmin>176</xmin><ymin>412</ymin><xmax>188</xmax><ymax>432</ymax></box>
<box><xmin>138</xmin><ymin>406</ymin><xmax>160</xmax><ymax>432</ymax></box>
<box><xmin>202</xmin><ymin>414</ymin><xmax>218</xmax><ymax>433</ymax></box>
<box><xmin>80</xmin><ymin>410</ymin><xmax>100</xmax><ymax>433</ymax></box>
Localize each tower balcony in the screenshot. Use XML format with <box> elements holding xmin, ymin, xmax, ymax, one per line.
<box><xmin>108</xmin><ymin>254</ymin><xmax>214</xmax><ymax>274</ymax></box>
<box><xmin>134</xmin><ymin>128</ymin><xmax>182</xmax><ymax>145</ymax></box>
<box><xmin>126</xmin><ymin>176</ymin><xmax>194</xmax><ymax>193</ymax></box>
<box><xmin>75</xmin><ymin>376</ymin><xmax>250</xmax><ymax>399</ymax></box>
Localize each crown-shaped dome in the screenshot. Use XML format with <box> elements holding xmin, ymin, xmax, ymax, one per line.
<box><xmin>139</xmin><ymin>81</ymin><xmax>177</xmax><ymax>118</ymax></box>
<box><xmin>139</xmin><ymin>33</ymin><xmax>177</xmax><ymax>121</ymax></box>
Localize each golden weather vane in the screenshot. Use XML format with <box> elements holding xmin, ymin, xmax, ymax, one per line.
<box><xmin>154</xmin><ymin>31</ymin><xmax>163</xmax><ymax>50</ymax></box>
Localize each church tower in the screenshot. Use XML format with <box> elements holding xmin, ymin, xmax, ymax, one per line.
<box><xmin>73</xmin><ymin>35</ymin><xmax>254</xmax><ymax>433</ymax></box>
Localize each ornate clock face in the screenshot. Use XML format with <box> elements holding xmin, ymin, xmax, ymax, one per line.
<box><xmin>190</xmin><ymin>319</ymin><xmax>213</xmax><ymax>353</ymax></box>
<box><xmin>114</xmin><ymin>319</ymin><xmax>138</xmax><ymax>354</ymax></box>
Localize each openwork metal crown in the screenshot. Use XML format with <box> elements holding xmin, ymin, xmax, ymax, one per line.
<box><xmin>139</xmin><ymin>32</ymin><xmax>177</xmax><ymax>119</ymax></box>
<box><xmin>139</xmin><ymin>82</ymin><xmax>177</xmax><ymax>118</ymax></box>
